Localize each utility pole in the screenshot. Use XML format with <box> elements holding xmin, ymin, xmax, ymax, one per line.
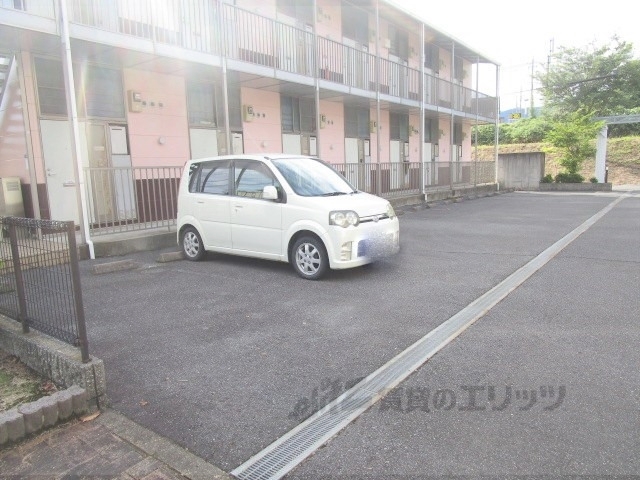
<box><xmin>530</xmin><ymin>58</ymin><xmax>535</xmax><ymax>116</ymax></box>
<box><xmin>547</xmin><ymin>38</ymin><xmax>554</xmax><ymax>72</ymax></box>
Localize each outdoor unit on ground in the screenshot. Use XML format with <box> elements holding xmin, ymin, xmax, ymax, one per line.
<box><xmin>0</xmin><ymin>177</ymin><xmax>25</xmax><ymax>217</ymax></box>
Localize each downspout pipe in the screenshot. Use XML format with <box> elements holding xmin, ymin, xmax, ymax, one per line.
<box><xmin>59</xmin><ymin>0</ymin><xmax>94</xmax><ymax>258</ymax></box>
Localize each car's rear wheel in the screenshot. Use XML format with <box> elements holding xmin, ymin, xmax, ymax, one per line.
<box><xmin>292</xmin><ymin>236</ymin><xmax>328</xmax><ymax>280</ymax></box>
<box><xmin>181</xmin><ymin>227</ymin><xmax>205</xmax><ymax>261</ymax></box>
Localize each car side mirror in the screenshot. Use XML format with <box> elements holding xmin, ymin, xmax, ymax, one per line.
<box><xmin>263</xmin><ymin>185</ymin><xmax>278</xmax><ymax>200</ymax></box>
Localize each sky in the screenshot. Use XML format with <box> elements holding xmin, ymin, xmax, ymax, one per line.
<box><xmin>391</xmin><ymin>0</ymin><xmax>640</xmax><ymax>110</ymax></box>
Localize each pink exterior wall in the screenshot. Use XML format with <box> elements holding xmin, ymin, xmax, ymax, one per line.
<box><xmin>123</xmin><ymin>69</ymin><xmax>190</xmax><ymax>168</ymax></box>
<box><xmin>375</xmin><ymin>110</ymin><xmax>390</xmax><ymax>163</ymax></box>
<box><xmin>316</xmin><ymin>0</ymin><xmax>342</xmax><ymax>39</ymax></box>
<box><xmin>236</xmin><ymin>0</ymin><xmax>276</xmax><ymax>18</ymax></box>
<box><xmin>439</xmin><ymin>119</ymin><xmax>451</xmax><ymax>162</ymax></box>
<box><xmin>318</xmin><ymin>100</ymin><xmax>344</xmax><ymax>164</ymax></box>
<box><xmin>462</xmin><ymin>124</ymin><xmax>473</xmax><ymax>160</ymax></box>
<box><xmin>241</xmin><ymin>88</ymin><xmax>282</xmax><ymax>154</ymax></box>
<box><xmin>408</xmin><ymin>113</ymin><xmax>421</xmax><ymax>162</ymax></box>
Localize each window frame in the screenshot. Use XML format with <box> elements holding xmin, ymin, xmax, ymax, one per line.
<box><xmin>189</xmin><ymin>160</ymin><xmax>231</xmax><ymax>195</ymax></box>
<box><xmin>233</xmin><ymin>160</ymin><xmax>282</xmax><ymax>200</ymax></box>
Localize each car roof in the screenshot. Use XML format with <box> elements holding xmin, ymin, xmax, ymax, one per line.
<box><xmin>187</xmin><ymin>154</ymin><xmax>316</xmax><ymax>165</ymax></box>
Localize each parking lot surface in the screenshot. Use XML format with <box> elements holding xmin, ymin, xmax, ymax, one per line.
<box><xmin>80</xmin><ymin>189</ymin><xmax>640</xmax><ymax>477</ymax></box>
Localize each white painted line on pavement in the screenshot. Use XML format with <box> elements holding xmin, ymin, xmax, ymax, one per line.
<box><xmin>231</xmin><ymin>193</ymin><xmax>630</xmax><ymax>480</ymax></box>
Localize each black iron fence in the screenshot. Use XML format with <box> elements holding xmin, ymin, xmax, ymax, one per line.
<box><xmin>0</xmin><ymin>217</ymin><xmax>89</xmax><ymax>362</ymax></box>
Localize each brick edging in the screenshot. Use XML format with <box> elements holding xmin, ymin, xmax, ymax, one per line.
<box><xmin>0</xmin><ymin>385</ymin><xmax>88</xmax><ymax>447</ymax></box>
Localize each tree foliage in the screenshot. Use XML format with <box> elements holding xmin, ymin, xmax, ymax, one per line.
<box><xmin>473</xmin><ymin>117</ymin><xmax>552</xmax><ymax>145</ymax></box>
<box><xmin>537</xmin><ymin>37</ymin><xmax>640</xmax><ymax>121</ymax></box>
<box><xmin>543</xmin><ymin>109</ymin><xmax>604</xmax><ymax>174</ymax></box>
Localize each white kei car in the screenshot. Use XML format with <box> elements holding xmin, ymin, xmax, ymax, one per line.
<box><xmin>176</xmin><ymin>154</ymin><xmax>400</xmax><ymax>280</ymax></box>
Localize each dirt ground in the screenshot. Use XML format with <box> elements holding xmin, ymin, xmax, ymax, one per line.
<box><xmin>0</xmin><ymin>350</ymin><xmax>58</xmax><ymax>413</ymax></box>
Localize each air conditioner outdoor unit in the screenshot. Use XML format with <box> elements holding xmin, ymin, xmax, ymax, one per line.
<box><xmin>0</xmin><ymin>177</ymin><xmax>25</xmax><ymax>217</ymax></box>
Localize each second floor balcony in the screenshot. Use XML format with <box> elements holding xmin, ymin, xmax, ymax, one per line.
<box><xmin>0</xmin><ymin>0</ymin><xmax>497</xmax><ymax>121</ymax></box>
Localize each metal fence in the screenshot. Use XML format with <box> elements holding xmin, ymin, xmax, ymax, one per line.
<box><xmin>0</xmin><ymin>217</ymin><xmax>89</xmax><ymax>362</ymax></box>
<box><xmin>85</xmin><ymin>166</ymin><xmax>182</xmax><ymax>236</ymax></box>
<box><xmin>337</xmin><ymin>160</ymin><xmax>495</xmax><ymax>197</ymax></box>
<box><xmin>82</xmin><ymin>161</ymin><xmax>494</xmax><ymax>235</ymax></box>
<box><xmin>424</xmin><ymin>161</ymin><xmax>496</xmax><ymax>189</ymax></box>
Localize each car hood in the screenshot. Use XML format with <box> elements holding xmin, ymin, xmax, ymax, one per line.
<box><xmin>310</xmin><ymin>191</ymin><xmax>392</xmax><ymax>217</ymax></box>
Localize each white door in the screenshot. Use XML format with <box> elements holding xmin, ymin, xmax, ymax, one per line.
<box><xmin>108</xmin><ymin>125</ymin><xmax>135</xmax><ymax>221</ymax></box>
<box><xmin>344</xmin><ymin>137</ymin><xmax>359</xmax><ymax>188</ymax></box>
<box><xmin>190</xmin><ymin>128</ymin><xmax>220</xmax><ymax>159</ymax></box>
<box><xmin>282</xmin><ymin>133</ymin><xmax>302</xmax><ymax>154</ymax></box>
<box><xmin>196</xmin><ymin>161</ymin><xmax>232</xmax><ymax>250</ymax></box>
<box><xmin>232</xmin><ymin>132</ymin><xmax>244</xmax><ymax>154</ymax></box>
<box><xmin>41</xmin><ymin>120</ymin><xmax>85</xmax><ymax>223</ymax></box>
<box><xmin>230</xmin><ymin>160</ymin><xmax>283</xmax><ymax>257</ymax></box>
<box><xmin>390</xmin><ymin>140</ymin><xmax>402</xmax><ymax>190</ymax></box>
<box><xmin>343</xmin><ymin>37</ymin><xmax>369</xmax><ymax>90</ymax></box>
<box><xmin>389</xmin><ymin>54</ymin><xmax>408</xmax><ymax>97</ymax></box>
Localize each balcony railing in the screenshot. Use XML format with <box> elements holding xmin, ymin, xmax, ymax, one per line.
<box><xmin>0</xmin><ymin>0</ymin><xmax>496</xmax><ymax>119</ymax></box>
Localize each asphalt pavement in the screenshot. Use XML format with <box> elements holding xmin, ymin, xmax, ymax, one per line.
<box><xmin>77</xmin><ymin>187</ymin><xmax>639</xmax><ymax>477</ymax></box>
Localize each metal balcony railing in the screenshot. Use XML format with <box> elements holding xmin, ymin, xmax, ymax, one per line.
<box><xmin>0</xmin><ymin>0</ymin><xmax>497</xmax><ymax>119</ymax></box>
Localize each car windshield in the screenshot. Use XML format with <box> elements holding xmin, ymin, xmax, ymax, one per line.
<box><xmin>271</xmin><ymin>157</ymin><xmax>357</xmax><ymax>197</ymax></box>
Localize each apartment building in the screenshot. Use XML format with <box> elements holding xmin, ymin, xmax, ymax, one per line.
<box><xmin>0</xmin><ymin>0</ymin><xmax>498</xmax><ymax>238</ymax></box>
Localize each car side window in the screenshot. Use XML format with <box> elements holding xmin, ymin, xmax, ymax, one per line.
<box><xmin>189</xmin><ymin>161</ymin><xmax>230</xmax><ymax>195</ymax></box>
<box><xmin>234</xmin><ymin>161</ymin><xmax>279</xmax><ymax>199</ymax></box>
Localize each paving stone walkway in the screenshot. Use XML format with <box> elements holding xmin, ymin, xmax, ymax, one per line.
<box><xmin>0</xmin><ymin>409</ymin><xmax>231</xmax><ymax>479</ymax></box>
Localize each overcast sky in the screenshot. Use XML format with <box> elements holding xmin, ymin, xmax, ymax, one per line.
<box><xmin>391</xmin><ymin>0</ymin><xmax>640</xmax><ymax>110</ymax></box>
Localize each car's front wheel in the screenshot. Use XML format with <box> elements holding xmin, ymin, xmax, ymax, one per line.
<box><xmin>181</xmin><ymin>227</ymin><xmax>205</xmax><ymax>261</ymax></box>
<box><xmin>291</xmin><ymin>236</ymin><xmax>328</xmax><ymax>280</ymax></box>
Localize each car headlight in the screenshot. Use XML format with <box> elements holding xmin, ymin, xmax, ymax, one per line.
<box><xmin>386</xmin><ymin>203</ymin><xmax>396</xmax><ymax>219</ymax></box>
<box><xmin>329</xmin><ymin>210</ymin><xmax>360</xmax><ymax>228</ymax></box>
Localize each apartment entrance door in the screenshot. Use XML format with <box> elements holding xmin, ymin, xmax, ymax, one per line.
<box><xmin>344</xmin><ymin>138</ymin><xmax>370</xmax><ymax>191</ymax></box>
<box><xmin>86</xmin><ymin>123</ymin><xmax>135</xmax><ymax>224</ymax></box>
<box><xmin>41</xmin><ymin>119</ymin><xmax>82</xmax><ymax>223</ymax></box>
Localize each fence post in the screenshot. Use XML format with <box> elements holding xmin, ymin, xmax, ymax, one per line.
<box><xmin>66</xmin><ymin>221</ymin><xmax>90</xmax><ymax>363</ymax></box>
<box><xmin>8</xmin><ymin>221</ymin><xmax>29</xmax><ymax>334</ymax></box>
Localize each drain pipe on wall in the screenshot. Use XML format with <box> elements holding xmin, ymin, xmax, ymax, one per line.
<box><xmin>58</xmin><ymin>0</ymin><xmax>94</xmax><ymax>259</ymax></box>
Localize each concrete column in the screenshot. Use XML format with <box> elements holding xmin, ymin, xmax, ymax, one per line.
<box><xmin>595</xmin><ymin>125</ymin><xmax>608</xmax><ymax>182</ymax></box>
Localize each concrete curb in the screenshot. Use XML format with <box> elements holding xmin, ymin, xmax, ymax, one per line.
<box><xmin>91</xmin><ymin>259</ymin><xmax>140</xmax><ymax>274</ymax></box>
<box><xmin>156</xmin><ymin>251</ymin><xmax>184</xmax><ymax>263</ymax></box>
<box><xmin>0</xmin><ymin>385</ymin><xmax>88</xmax><ymax>447</ymax></box>
<box><xmin>96</xmin><ymin>409</ymin><xmax>232</xmax><ymax>480</ymax></box>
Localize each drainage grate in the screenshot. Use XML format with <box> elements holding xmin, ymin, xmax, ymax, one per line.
<box><xmin>231</xmin><ymin>194</ymin><xmax>627</xmax><ymax>480</ymax></box>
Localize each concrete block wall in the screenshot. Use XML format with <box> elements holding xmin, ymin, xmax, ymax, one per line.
<box><xmin>0</xmin><ymin>315</ymin><xmax>107</xmax><ymax>410</ymax></box>
<box><xmin>497</xmin><ymin>152</ymin><xmax>545</xmax><ymax>190</ymax></box>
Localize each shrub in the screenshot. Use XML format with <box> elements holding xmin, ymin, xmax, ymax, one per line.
<box><xmin>589</xmin><ymin>177</ymin><xmax>598</xmax><ymax>183</ymax></box>
<box><xmin>541</xmin><ymin>174</ymin><xmax>554</xmax><ymax>183</ymax></box>
<box><xmin>555</xmin><ymin>172</ymin><xmax>584</xmax><ymax>183</ymax></box>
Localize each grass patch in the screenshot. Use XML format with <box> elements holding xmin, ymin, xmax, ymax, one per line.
<box><xmin>0</xmin><ymin>350</ymin><xmax>58</xmax><ymax>412</ymax></box>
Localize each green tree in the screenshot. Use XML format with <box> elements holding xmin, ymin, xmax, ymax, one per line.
<box><xmin>543</xmin><ymin>109</ymin><xmax>604</xmax><ymax>179</ymax></box>
<box><xmin>537</xmin><ymin>37</ymin><xmax>640</xmax><ymax>118</ymax></box>
<box><xmin>508</xmin><ymin>117</ymin><xmax>552</xmax><ymax>143</ymax></box>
